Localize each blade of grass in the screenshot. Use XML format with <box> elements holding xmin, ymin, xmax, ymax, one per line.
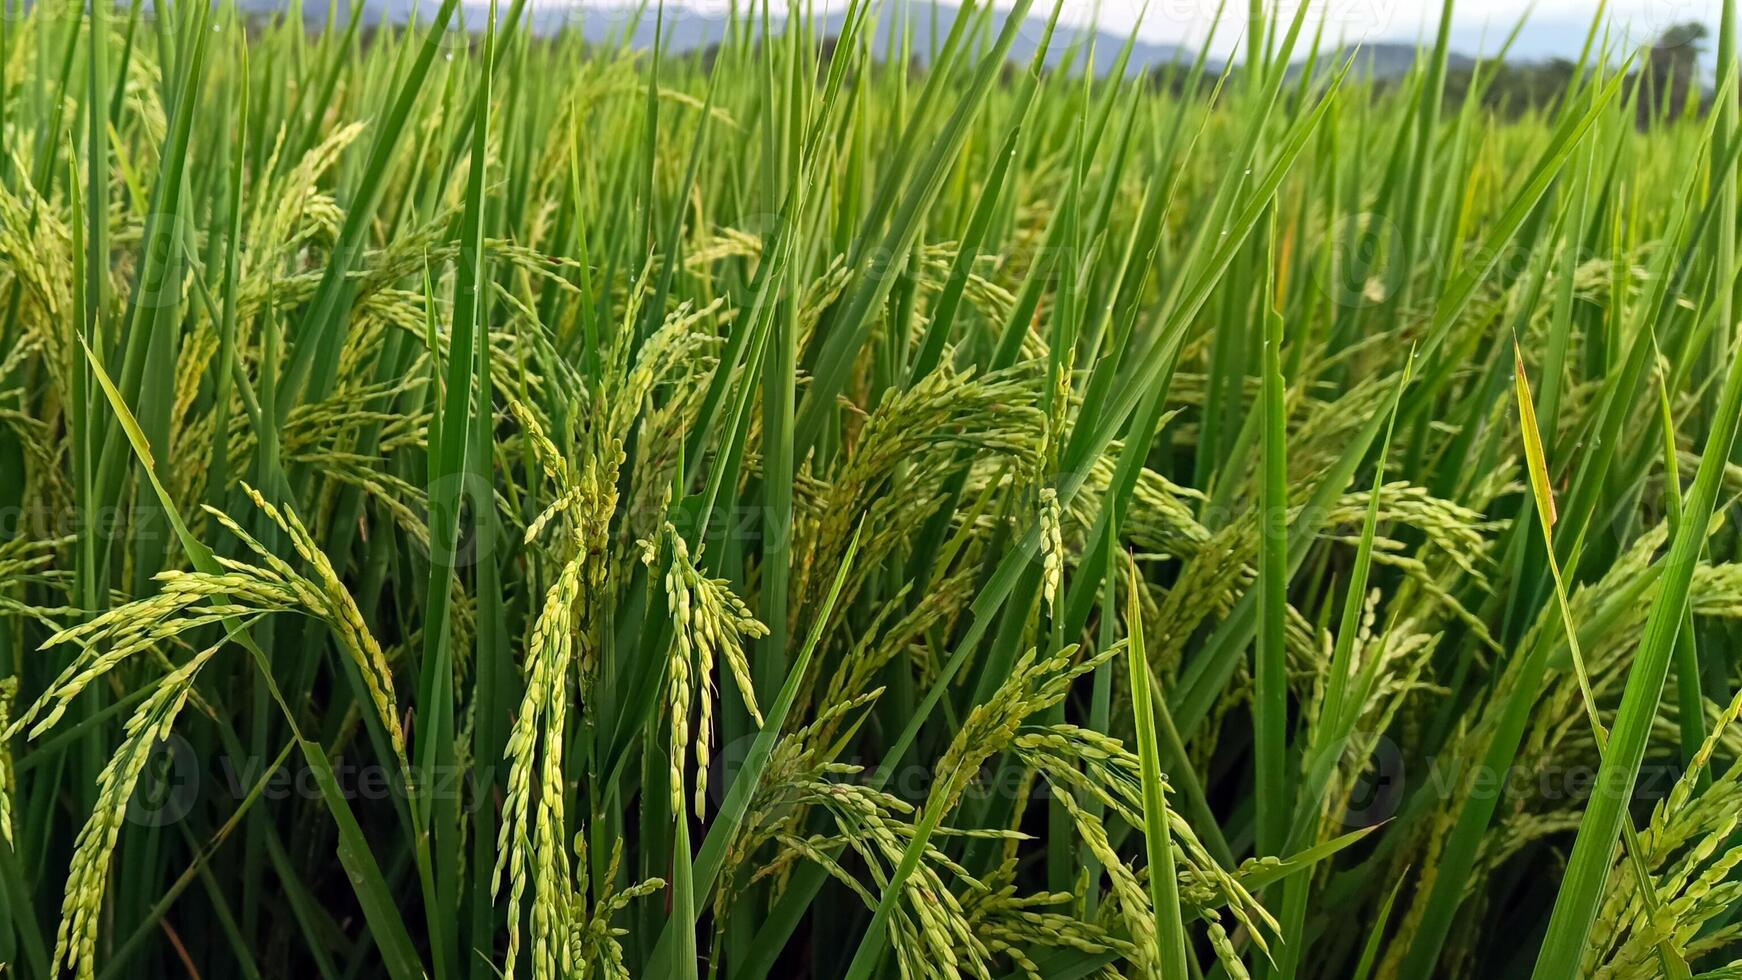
<box><xmin>1349</xmin><ymin>871</ymin><xmax>1407</xmax><ymax>980</ymax></box>
<box><xmin>1254</xmin><ymin>233</ymin><xmax>1289</xmax><ymax>863</ymax></box>
<box><xmin>1515</xmin><ymin>340</ymin><xmax>1690</xmax><ymax>978</ymax></box>
<box><xmin>412</xmin><ymin>5</ymin><xmax>499</xmax><ymax>978</ymax></box>
<box><xmin>1127</xmin><ymin>554</ymin><xmax>1193</xmax><ymax>978</ymax></box>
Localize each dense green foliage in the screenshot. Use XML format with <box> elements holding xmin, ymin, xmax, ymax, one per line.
<box><xmin>2</xmin><ymin>0</ymin><xmax>1742</xmax><ymax>977</ymax></box>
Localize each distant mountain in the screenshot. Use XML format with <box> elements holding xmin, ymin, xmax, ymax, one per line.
<box><xmin>266</xmin><ymin>0</ymin><xmax>1483</xmax><ymax>79</ymax></box>
<box><xmin>313</xmin><ymin>0</ymin><xmax>1195</xmax><ymax>74</ymax></box>
<box><xmin>1338</xmin><ymin>41</ymin><xmax>1476</xmax><ymax>78</ymax></box>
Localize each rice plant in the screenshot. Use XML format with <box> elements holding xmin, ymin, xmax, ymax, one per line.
<box><xmin>1</xmin><ymin>0</ymin><xmax>1741</xmax><ymax>975</ymax></box>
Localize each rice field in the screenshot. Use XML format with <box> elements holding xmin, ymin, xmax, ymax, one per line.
<box><xmin>0</xmin><ymin>0</ymin><xmax>1740</xmax><ymax>975</ymax></box>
